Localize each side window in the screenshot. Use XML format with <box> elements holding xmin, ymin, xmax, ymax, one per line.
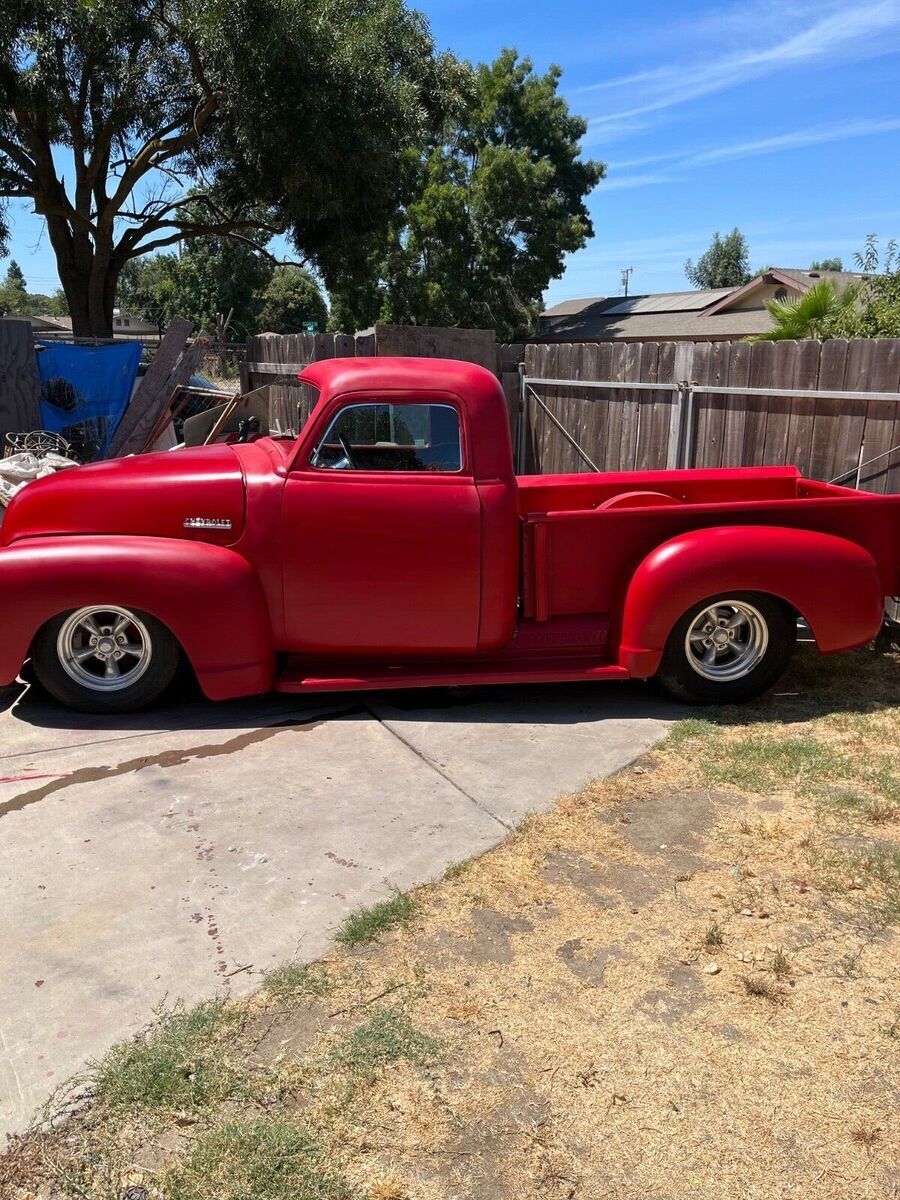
<box><xmin>311</xmin><ymin>402</ymin><xmax>462</xmax><ymax>472</ymax></box>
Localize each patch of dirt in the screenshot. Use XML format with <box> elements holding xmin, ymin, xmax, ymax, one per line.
<box><xmin>637</xmin><ymin>962</ymin><xmax>705</xmax><ymax>1025</ymax></box>
<box><xmin>556</xmin><ymin>938</ymin><xmax>631</xmax><ymax>985</ymax></box>
<box><xmin>418</xmin><ymin>907</ymin><xmax>534</xmax><ymax>964</ymax></box>
<box><xmin>606</xmin><ymin>788</ymin><xmax>731</xmax><ymax>854</ymax></box>
<box><xmin>245</xmin><ymin>1001</ymin><xmax>332</xmax><ymax>1066</ymax></box>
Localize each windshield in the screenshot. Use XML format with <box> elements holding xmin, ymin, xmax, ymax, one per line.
<box><xmin>269</xmin><ymin>382</ymin><xmax>320</xmax><ymax>439</ymax></box>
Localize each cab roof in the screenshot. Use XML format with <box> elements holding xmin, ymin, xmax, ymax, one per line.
<box><xmin>297</xmin><ymin>356</ymin><xmax>513</xmax><ymax>481</ymax></box>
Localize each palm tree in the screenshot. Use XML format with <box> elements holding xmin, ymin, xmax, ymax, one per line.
<box><xmin>749</xmin><ymin>279</ymin><xmax>858</xmax><ymax>341</ymax></box>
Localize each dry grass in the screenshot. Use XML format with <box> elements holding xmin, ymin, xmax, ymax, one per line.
<box><xmin>3</xmin><ymin>645</ymin><xmax>899</xmax><ymax>1200</ymax></box>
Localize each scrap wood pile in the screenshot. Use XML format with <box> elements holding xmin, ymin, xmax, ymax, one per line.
<box><xmin>0</xmin><ymin>317</ymin><xmax>252</xmax><ymax>508</ymax></box>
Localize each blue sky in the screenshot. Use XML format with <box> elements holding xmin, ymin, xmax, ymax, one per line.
<box><xmin>6</xmin><ymin>0</ymin><xmax>900</xmax><ymax>308</ymax></box>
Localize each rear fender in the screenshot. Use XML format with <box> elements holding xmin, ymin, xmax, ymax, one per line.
<box><xmin>0</xmin><ymin>536</ymin><xmax>274</xmax><ymax>699</ymax></box>
<box><xmin>618</xmin><ymin>525</ymin><xmax>884</xmax><ymax>677</ymax></box>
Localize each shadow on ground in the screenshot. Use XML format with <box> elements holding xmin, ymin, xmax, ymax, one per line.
<box><xmin>3</xmin><ymin>642</ymin><xmax>895</xmax><ymax>740</ymax></box>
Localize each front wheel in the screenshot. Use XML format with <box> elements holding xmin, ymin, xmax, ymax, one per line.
<box><xmin>31</xmin><ymin>606</ymin><xmax>181</xmax><ymax>713</ymax></box>
<box><xmin>655</xmin><ymin>593</ymin><xmax>796</xmax><ymax>705</ymax></box>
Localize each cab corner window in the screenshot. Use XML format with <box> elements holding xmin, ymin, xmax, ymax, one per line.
<box><xmin>311</xmin><ymin>402</ymin><xmax>462</xmax><ymax>473</ymax></box>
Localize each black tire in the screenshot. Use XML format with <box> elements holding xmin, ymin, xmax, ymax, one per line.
<box><xmin>31</xmin><ymin>607</ymin><xmax>181</xmax><ymax>713</ymax></box>
<box><xmin>655</xmin><ymin>591</ymin><xmax>796</xmax><ymax>705</ymax></box>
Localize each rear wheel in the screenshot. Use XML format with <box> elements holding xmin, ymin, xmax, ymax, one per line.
<box><xmin>31</xmin><ymin>606</ymin><xmax>180</xmax><ymax>713</ymax></box>
<box><xmin>656</xmin><ymin>593</ymin><xmax>796</xmax><ymax>705</ymax></box>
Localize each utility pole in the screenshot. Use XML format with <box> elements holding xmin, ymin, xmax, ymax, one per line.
<box><xmin>620</xmin><ymin>267</ymin><xmax>633</xmax><ymax>297</ymax></box>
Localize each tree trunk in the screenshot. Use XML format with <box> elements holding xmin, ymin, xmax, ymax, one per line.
<box><xmin>58</xmin><ymin>262</ymin><xmax>117</xmax><ymax>338</ymax></box>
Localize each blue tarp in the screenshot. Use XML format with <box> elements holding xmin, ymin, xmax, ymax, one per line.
<box><xmin>36</xmin><ymin>340</ymin><xmax>142</xmax><ymax>458</ymax></box>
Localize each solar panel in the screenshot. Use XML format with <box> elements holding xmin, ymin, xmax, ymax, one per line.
<box><xmin>602</xmin><ymin>288</ymin><xmax>731</xmax><ymax>316</ymax></box>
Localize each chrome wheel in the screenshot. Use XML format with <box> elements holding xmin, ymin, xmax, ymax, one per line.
<box><xmin>684</xmin><ymin>600</ymin><xmax>768</xmax><ymax>682</ymax></box>
<box><xmin>57</xmin><ymin>606</ymin><xmax>153</xmax><ymax>693</ymax></box>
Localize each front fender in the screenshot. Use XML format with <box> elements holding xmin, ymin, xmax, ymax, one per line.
<box><xmin>618</xmin><ymin>525</ymin><xmax>884</xmax><ymax>677</ymax></box>
<box><xmin>0</xmin><ymin>536</ymin><xmax>274</xmax><ymax>700</ymax></box>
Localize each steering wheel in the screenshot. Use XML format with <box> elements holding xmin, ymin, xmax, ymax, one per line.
<box><xmin>338</xmin><ymin>433</ymin><xmax>357</xmax><ymax>469</ymax></box>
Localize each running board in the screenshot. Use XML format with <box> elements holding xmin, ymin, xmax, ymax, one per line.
<box><xmin>275</xmin><ymin>656</ymin><xmax>629</xmax><ymax>694</ymax></box>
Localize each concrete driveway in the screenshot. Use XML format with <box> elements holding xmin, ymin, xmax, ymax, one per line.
<box><xmin>0</xmin><ymin>675</ymin><xmax>674</xmax><ymax>1137</ymax></box>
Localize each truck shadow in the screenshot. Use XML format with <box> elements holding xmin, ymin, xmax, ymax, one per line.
<box><xmin>1</xmin><ymin>644</ymin><xmax>895</xmax><ymax>738</ymax></box>
<box><xmin>1</xmin><ymin>671</ymin><xmax>681</xmax><ymax>734</ymax></box>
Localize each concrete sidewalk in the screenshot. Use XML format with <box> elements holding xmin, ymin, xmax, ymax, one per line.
<box><xmin>0</xmin><ymin>677</ymin><xmax>674</xmax><ymax>1137</ymax></box>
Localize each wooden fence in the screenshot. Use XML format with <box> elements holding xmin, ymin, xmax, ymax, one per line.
<box><xmin>524</xmin><ymin>338</ymin><xmax>900</xmax><ymax>494</ymax></box>
<box><xmin>240</xmin><ymin>325</ymin><xmax>504</xmax><ymax>436</ymax></box>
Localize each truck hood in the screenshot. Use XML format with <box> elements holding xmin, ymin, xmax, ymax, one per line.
<box><xmin>0</xmin><ymin>445</ymin><xmax>245</xmax><ymax>547</ymax></box>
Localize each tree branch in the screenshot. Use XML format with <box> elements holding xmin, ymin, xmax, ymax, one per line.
<box><xmin>0</xmin><ymin>132</ymin><xmax>37</xmax><ymax>181</ymax></box>
<box><xmin>126</xmin><ymin>222</ymin><xmax>298</xmax><ymax>265</ymax></box>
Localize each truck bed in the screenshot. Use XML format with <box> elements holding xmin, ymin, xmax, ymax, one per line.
<box><xmin>517</xmin><ymin>466</ymin><xmax>900</xmax><ymax>623</ymax></box>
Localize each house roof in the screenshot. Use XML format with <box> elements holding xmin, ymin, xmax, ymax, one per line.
<box><xmin>540</xmin><ymin>295</ymin><xmax>608</xmax><ymax>318</ymax></box>
<box><xmin>0</xmin><ymin>312</ymin><xmax>68</xmax><ymax>332</ymax></box>
<box><xmin>772</xmin><ymin>268</ymin><xmax>864</xmax><ymax>290</ymax></box>
<box><xmin>539</xmin><ymin>306</ymin><xmax>774</xmax><ymax>343</ymax></box>
<box><xmin>536</xmin><ymin>267</ymin><xmax>865</xmax><ymax>343</ymax></box>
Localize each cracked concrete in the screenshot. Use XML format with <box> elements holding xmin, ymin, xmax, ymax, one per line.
<box><xmin>0</xmin><ymin>675</ymin><xmax>674</xmax><ymax>1136</ymax></box>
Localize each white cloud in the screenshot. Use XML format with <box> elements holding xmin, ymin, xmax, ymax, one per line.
<box><xmin>600</xmin><ymin>172</ymin><xmax>679</xmax><ymax>192</ymax></box>
<box><xmin>577</xmin><ymin>0</ymin><xmax>900</xmax><ymax>133</ymax></box>
<box><xmin>686</xmin><ymin>117</ymin><xmax>900</xmax><ymax>165</ymax></box>
<box><xmin>601</xmin><ymin>116</ymin><xmax>900</xmax><ymax>190</ymax></box>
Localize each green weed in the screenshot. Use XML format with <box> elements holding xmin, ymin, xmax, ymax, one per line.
<box><xmin>336</xmin><ymin>889</ymin><xmax>414</xmax><ymax>946</ymax></box>
<box><xmin>165</xmin><ymin>1119</ymin><xmax>349</xmax><ymax>1200</ymax></box>
<box><xmin>91</xmin><ymin>1000</ymin><xmax>240</xmax><ymax>1112</ymax></box>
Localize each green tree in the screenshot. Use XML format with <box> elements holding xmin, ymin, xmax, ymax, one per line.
<box><xmin>684</xmin><ymin>229</ymin><xmax>751</xmax><ymax>290</ymax></box>
<box><xmin>258</xmin><ymin>267</ymin><xmax>327</xmax><ymax>333</ymax></box>
<box><xmin>118</xmin><ymin>236</ymin><xmax>276</xmax><ymax>337</ymax></box>
<box><xmin>117</xmin><ymin>254</ymin><xmax>180</xmax><ymax>330</ymax></box>
<box><xmin>0</xmin><ymin>257</ymin><xmax>27</xmax><ymax>313</ymax></box>
<box><xmin>329</xmin><ymin>50</ymin><xmax>604</xmax><ymax>340</ymax></box>
<box><xmin>0</xmin><ymin>0</ymin><xmax>466</xmax><ymax>337</ymax></box>
<box><xmin>809</xmin><ymin>257</ymin><xmax>843</xmax><ymax>272</ymax></box>
<box><xmin>832</xmin><ymin>234</ymin><xmax>900</xmax><ymax>338</ymax></box>
<box><xmin>748</xmin><ymin>279</ymin><xmax>859</xmax><ymax>341</ymax></box>
<box><xmin>44</xmin><ymin>287</ymin><xmax>69</xmax><ymax>317</ymax></box>
<box><xmin>167</xmin><ymin>237</ymin><xmax>274</xmax><ymax>337</ymax></box>
<box><xmin>5</xmin><ymin>259</ymin><xmax>25</xmax><ymax>288</ymax></box>
<box><xmin>0</xmin><ymin>259</ymin><xmax>67</xmax><ymax>315</ymax></box>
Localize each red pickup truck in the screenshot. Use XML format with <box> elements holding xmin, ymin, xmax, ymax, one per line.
<box><xmin>0</xmin><ymin>357</ymin><xmax>897</xmax><ymax>713</ymax></box>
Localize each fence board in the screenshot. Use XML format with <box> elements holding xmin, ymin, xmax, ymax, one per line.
<box><xmin>829</xmin><ymin>338</ymin><xmax>874</xmax><ymax>485</ymax></box>
<box><xmin>634</xmin><ymin>341</ymin><xmax>660</xmax><ymax>470</ymax></box>
<box><xmin>809</xmin><ymin>339</ymin><xmax>849</xmax><ymax>481</ymax></box>
<box><xmin>542</xmin><ymin>344</ymin><xmax>562</xmax><ymax>472</ymax></box>
<box><xmin>620</xmin><ymin>343</ymin><xmax>643</xmax><ymax>470</ymax></box>
<box><xmin>760</xmin><ymin>340</ymin><xmax>795</xmax><ymax>466</ymax></box>
<box><xmin>578</xmin><ymin>342</ymin><xmax>603</xmax><ymax>474</ymax></box>
<box><xmin>374</xmin><ymin>324</ymin><xmax>496</xmax><ymax>369</ymax></box>
<box><xmin>694</xmin><ymin>340</ymin><xmax>730</xmax><ymax>468</ymax></box>
<box><xmin>784</xmin><ymin>339</ymin><xmax>822</xmax><ymax>475</ymax></box>
<box><xmin>719</xmin><ymin>342</ymin><xmax>752</xmax><ymax>467</ymax></box>
<box><xmin>741</xmin><ymin>341</ymin><xmax>773</xmax><ymax>466</ymax></box>
<box><xmin>0</xmin><ymin>318</ymin><xmax>42</xmax><ymax>449</ymax></box>
<box><xmin>688</xmin><ymin>343</ymin><xmax>711</xmax><ymax>467</ymax></box>
<box><xmin>522</xmin><ymin>343</ymin><xmax>544</xmax><ymax>472</ymax></box>
<box><xmin>602</xmin><ymin>343</ymin><xmax>626</xmax><ymax>471</ymax></box>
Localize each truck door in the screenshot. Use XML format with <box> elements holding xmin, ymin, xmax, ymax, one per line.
<box><xmin>281</xmin><ymin>395</ymin><xmax>482</xmax><ymax>655</ymax></box>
